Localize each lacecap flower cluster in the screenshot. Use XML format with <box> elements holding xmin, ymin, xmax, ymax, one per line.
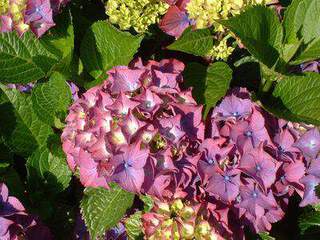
<box><xmin>0</xmin><ymin>183</ymin><xmax>52</xmax><ymax>240</ymax></box>
<box><xmin>62</xmin><ymin>59</ymin><xmax>320</xmax><ymax>239</ymax></box>
<box><xmin>0</xmin><ymin>0</ymin><xmax>69</xmax><ymax>37</ymax></box>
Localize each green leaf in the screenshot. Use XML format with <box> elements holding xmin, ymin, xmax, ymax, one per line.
<box><xmin>40</xmin><ymin>9</ymin><xmax>75</xmax><ymax>78</ymax></box>
<box><xmin>26</xmin><ymin>143</ymin><xmax>72</xmax><ymax>194</ymax></box>
<box><xmin>271</xmin><ymin>72</ymin><xmax>320</xmax><ymax>125</ymax></box>
<box><xmin>259</xmin><ymin>232</ymin><xmax>275</xmax><ymax>240</ymax></box>
<box><xmin>291</xmin><ymin>38</ymin><xmax>320</xmax><ymax>64</ymax></box>
<box><xmin>80</xmin><ymin>184</ymin><xmax>135</xmax><ymax>239</ymax></box>
<box><xmin>139</xmin><ymin>194</ymin><xmax>154</xmax><ymax>212</ymax></box>
<box><xmin>220</xmin><ymin>5</ymin><xmax>283</xmax><ymax>68</ymax></box>
<box><xmin>31</xmin><ymin>72</ymin><xmax>71</xmax><ymax>126</ymax></box>
<box><xmin>283</xmin><ymin>0</ymin><xmax>302</xmax><ymax>44</ymax></box>
<box><xmin>0</xmin><ymin>167</ymin><xmax>25</xmax><ymax>201</ymax></box>
<box><xmin>301</xmin><ymin>0</ymin><xmax>320</xmax><ymax>43</ymax></box>
<box><xmin>80</xmin><ymin>21</ymin><xmax>143</xmax><ymax>81</ymax></box>
<box><xmin>125</xmin><ymin>211</ymin><xmax>143</xmax><ymax>240</ymax></box>
<box><xmin>0</xmin><ymin>84</ymin><xmax>53</xmax><ymax>156</ymax></box>
<box><xmin>167</xmin><ymin>27</ymin><xmax>213</xmax><ymax>56</ymax></box>
<box><xmin>183</xmin><ymin>62</ymin><xmax>207</xmax><ymax>104</ymax></box>
<box><xmin>0</xmin><ymin>32</ymin><xmax>58</xmax><ymax>84</ymax></box>
<box><xmin>204</xmin><ymin>62</ymin><xmax>232</xmax><ymax>116</ymax></box>
<box><xmin>299</xmin><ymin>208</ymin><xmax>320</xmax><ymax>234</ymax></box>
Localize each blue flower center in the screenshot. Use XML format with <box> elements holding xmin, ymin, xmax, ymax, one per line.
<box><xmin>207</xmin><ymin>158</ymin><xmax>214</xmax><ymax>165</ymax></box>
<box><xmin>35</xmin><ymin>7</ymin><xmax>40</xmax><ymax>13</ymax></box>
<box><xmin>256</xmin><ymin>165</ymin><xmax>262</xmax><ymax>171</ymax></box>
<box><xmin>245</xmin><ymin>131</ymin><xmax>253</xmax><ymax>137</ymax></box>
<box><xmin>252</xmin><ymin>192</ymin><xmax>258</xmax><ymax>198</ymax></box>
<box><xmin>224</xmin><ymin>175</ymin><xmax>230</xmax><ymax>181</ymax></box>
<box><xmin>145</xmin><ymin>101</ymin><xmax>152</xmax><ymax>109</ymax></box>
<box><xmin>232</xmin><ymin>111</ymin><xmax>240</xmax><ymax>117</ymax></box>
<box><xmin>124</xmin><ymin>162</ymin><xmax>130</xmax><ymax>169</ymax></box>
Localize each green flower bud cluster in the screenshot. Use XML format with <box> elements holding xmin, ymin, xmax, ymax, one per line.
<box><xmin>0</xmin><ymin>0</ymin><xmax>9</xmax><ymax>15</ymax></box>
<box><xmin>105</xmin><ymin>0</ymin><xmax>169</xmax><ymax>33</ymax></box>
<box><xmin>207</xmin><ymin>38</ymin><xmax>234</xmax><ymax>61</ymax></box>
<box><xmin>146</xmin><ymin>199</ymin><xmax>220</xmax><ymax>240</ymax></box>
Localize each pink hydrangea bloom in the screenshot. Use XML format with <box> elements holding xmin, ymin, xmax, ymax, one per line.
<box><xmin>62</xmin><ymin>58</ymin><xmax>204</xmax><ymax>194</ymax></box>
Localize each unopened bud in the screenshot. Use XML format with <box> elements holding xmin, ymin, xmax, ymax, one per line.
<box><xmin>196</xmin><ymin>221</ymin><xmax>211</xmax><ymax>237</ymax></box>
<box><xmin>157</xmin><ymin>202</ymin><xmax>170</xmax><ymax>215</ymax></box>
<box><xmin>180</xmin><ymin>206</ymin><xmax>194</xmax><ymax>220</ymax></box>
<box><xmin>171</xmin><ymin>199</ymin><xmax>184</xmax><ymax>213</ymax></box>
<box><xmin>181</xmin><ymin>223</ymin><xmax>194</xmax><ymax>239</ymax></box>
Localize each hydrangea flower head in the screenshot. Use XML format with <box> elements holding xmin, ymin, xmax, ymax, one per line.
<box><xmin>105</xmin><ymin>0</ymin><xmax>169</xmax><ymax>33</ymax></box>
<box><xmin>198</xmin><ymin>88</ymin><xmax>320</xmax><ymax>236</ymax></box>
<box><xmin>62</xmin><ymin>58</ymin><xmax>204</xmax><ymax>195</ymax></box>
<box><xmin>0</xmin><ymin>0</ymin><xmax>69</xmax><ymax>37</ymax></box>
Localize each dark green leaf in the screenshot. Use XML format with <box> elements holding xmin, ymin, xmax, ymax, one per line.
<box><xmin>26</xmin><ymin>143</ymin><xmax>72</xmax><ymax>194</ymax></box>
<box><xmin>204</xmin><ymin>62</ymin><xmax>232</xmax><ymax>116</ymax></box>
<box><xmin>299</xmin><ymin>208</ymin><xmax>320</xmax><ymax>234</ymax></box>
<box><xmin>259</xmin><ymin>232</ymin><xmax>275</xmax><ymax>240</ymax></box>
<box><xmin>80</xmin><ymin>21</ymin><xmax>143</xmax><ymax>81</ymax></box>
<box><xmin>80</xmin><ymin>184</ymin><xmax>135</xmax><ymax>239</ymax></box>
<box><xmin>31</xmin><ymin>72</ymin><xmax>71</xmax><ymax>126</ymax></box>
<box><xmin>0</xmin><ymin>32</ymin><xmax>58</xmax><ymax>83</ymax></box>
<box><xmin>220</xmin><ymin>5</ymin><xmax>283</xmax><ymax>68</ymax></box>
<box><xmin>41</xmin><ymin>9</ymin><xmax>75</xmax><ymax>78</ymax></box>
<box><xmin>0</xmin><ymin>84</ymin><xmax>53</xmax><ymax>156</ymax></box>
<box><xmin>167</xmin><ymin>27</ymin><xmax>213</xmax><ymax>56</ymax></box>
<box><xmin>183</xmin><ymin>62</ymin><xmax>207</xmax><ymax>104</ymax></box>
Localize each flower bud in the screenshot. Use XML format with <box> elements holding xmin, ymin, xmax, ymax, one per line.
<box><xmin>171</xmin><ymin>199</ymin><xmax>184</xmax><ymax>213</ymax></box>
<box><xmin>157</xmin><ymin>202</ymin><xmax>171</xmax><ymax>215</ymax></box>
<box><xmin>180</xmin><ymin>206</ymin><xmax>195</xmax><ymax>220</ymax></box>
<box><xmin>181</xmin><ymin>223</ymin><xmax>194</xmax><ymax>239</ymax></box>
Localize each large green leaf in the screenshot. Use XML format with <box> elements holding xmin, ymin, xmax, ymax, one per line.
<box><xmin>220</xmin><ymin>5</ymin><xmax>283</xmax><ymax>68</ymax></box>
<box><xmin>271</xmin><ymin>73</ymin><xmax>320</xmax><ymax>125</ymax></box>
<box><xmin>301</xmin><ymin>0</ymin><xmax>320</xmax><ymax>43</ymax></box>
<box><xmin>80</xmin><ymin>184</ymin><xmax>135</xmax><ymax>239</ymax></box>
<box><xmin>283</xmin><ymin>0</ymin><xmax>302</xmax><ymax>44</ymax></box>
<box><xmin>204</xmin><ymin>62</ymin><xmax>232</xmax><ymax>116</ymax></box>
<box><xmin>167</xmin><ymin>27</ymin><xmax>213</xmax><ymax>56</ymax></box>
<box><xmin>80</xmin><ymin>21</ymin><xmax>143</xmax><ymax>81</ymax></box>
<box><xmin>26</xmin><ymin>142</ymin><xmax>72</xmax><ymax>194</ymax></box>
<box><xmin>31</xmin><ymin>72</ymin><xmax>71</xmax><ymax>126</ymax></box>
<box><xmin>0</xmin><ymin>84</ymin><xmax>53</xmax><ymax>156</ymax></box>
<box><xmin>0</xmin><ymin>32</ymin><xmax>58</xmax><ymax>84</ymax></box>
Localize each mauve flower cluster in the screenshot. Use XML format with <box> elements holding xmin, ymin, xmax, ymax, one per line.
<box><xmin>141</xmin><ymin>88</ymin><xmax>320</xmax><ymax>239</ymax></box>
<box><xmin>194</xmin><ymin>89</ymin><xmax>320</xmax><ymax>237</ymax></box>
<box><xmin>61</xmin><ymin>58</ymin><xmax>204</xmax><ymax>195</ymax></box>
<box><xmin>0</xmin><ymin>0</ymin><xmax>69</xmax><ymax>37</ymax></box>
<box><xmin>0</xmin><ymin>183</ymin><xmax>52</xmax><ymax>240</ymax></box>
